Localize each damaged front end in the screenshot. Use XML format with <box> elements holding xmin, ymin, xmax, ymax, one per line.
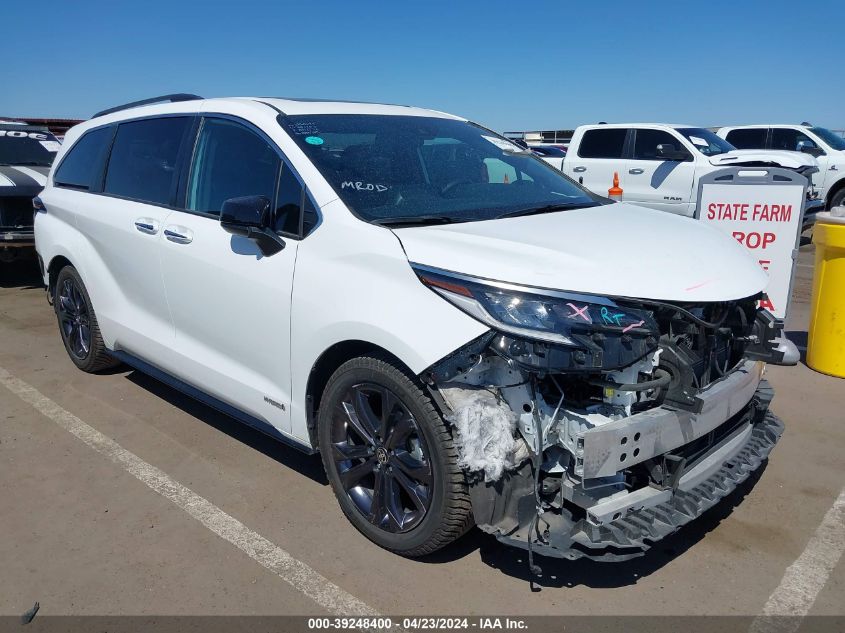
<box><xmin>417</xmin><ymin>265</ymin><xmax>791</xmax><ymax>564</ymax></box>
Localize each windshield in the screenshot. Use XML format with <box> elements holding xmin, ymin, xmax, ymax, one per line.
<box><xmin>0</xmin><ymin>128</ymin><xmax>60</xmax><ymax>167</ymax></box>
<box><xmin>810</xmin><ymin>127</ymin><xmax>845</xmax><ymax>151</ymax></box>
<box><xmin>676</xmin><ymin>128</ymin><xmax>735</xmax><ymax>156</ymax></box>
<box><xmin>282</xmin><ymin>114</ymin><xmax>600</xmax><ymax>224</ymax></box>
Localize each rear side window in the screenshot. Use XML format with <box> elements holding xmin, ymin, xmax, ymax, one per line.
<box><xmin>104</xmin><ymin>117</ymin><xmax>190</xmax><ymax>205</ymax></box>
<box><xmin>633</xmin><ymin>129</ymin><xmax>685</xmax><ymax>160</ymax></box>
<box><xmin>186</xmin><ymin>118</ymin><xmax>280</xmax><ymax>217</ymax></box>
<box><xmin>54</xmin><ymin>127</ymin><xmax>113</xmax><ymax>190</ymax></box>
<box><xmin>725</xmin><ymin>128</ymin><xmax>767</xmax><ymax>149</ymax></box>
<box><xmin>577</xmin><ymin>129</ymin><xmax>627</xmax><ymax>159</ymax></box>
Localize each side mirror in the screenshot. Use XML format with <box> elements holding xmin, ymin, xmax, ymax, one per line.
<box><xmin>797</xmin><ymin>142</ymin><xmax>825</xmax><ymax>157</ymax></box>
<box><xmin>220</xmin><ymin>195</ymin><xmax>285</xmax><ymax>256</ymax></box>
<box><xmin>656</xmin><ymin>143</ymin><xmax>691</xmax><ymax>161</ymax></box>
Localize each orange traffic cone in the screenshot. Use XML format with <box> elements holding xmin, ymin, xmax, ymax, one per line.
<box><xmin>608</xmin><ymin>172</ymin><xmax>623</xmax><ymax>201</ymax></box>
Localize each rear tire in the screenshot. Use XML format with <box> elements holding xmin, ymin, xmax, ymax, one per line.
<box><xmin>54</xmin><ymin>266</ymin><xmax>119</xmax><ymax>373</ymax></box>
<box><xmin>317</xmin><ymin>353</ymin><xmax>473</xmax><ymax>556</ymax></box>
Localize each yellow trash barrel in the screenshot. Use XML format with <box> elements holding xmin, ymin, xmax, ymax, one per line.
<box><xmin>807</xmin><ymin>210</ymin><xmax>845</xmax><ymax>377</ymax></box>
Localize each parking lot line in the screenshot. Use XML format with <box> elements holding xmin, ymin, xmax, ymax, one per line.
<box><xmin>749</xmin><ymin>486</ymin><xmax>845</xmax><ymax>633</ymax></box>
<box><xmin>0</xmin><ymin>365</ymin><xmax>378</xmax><ymax>618</ymax></box>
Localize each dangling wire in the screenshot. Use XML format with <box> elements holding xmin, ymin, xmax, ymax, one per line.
<box><xmin>527</xmin><ymin>375</ymin><xmax>549</xmax><ymax>578</ymax></box>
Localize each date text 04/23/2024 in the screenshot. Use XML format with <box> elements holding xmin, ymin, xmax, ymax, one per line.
<box><xmin>307</xmin><ymin>617</ymin><xmax>529</xmax><ymax>630</ymax></box>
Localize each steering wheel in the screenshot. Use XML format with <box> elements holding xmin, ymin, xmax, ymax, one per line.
<box><xmin>440</xmin><ymin>179</ymin><xmax>474</xmax><ymax>195</ymax></box>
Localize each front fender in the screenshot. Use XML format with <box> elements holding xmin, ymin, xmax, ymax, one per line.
<box><xmin>288</xmin><ymin>202</ymin><xmax>488</xmax><ymax>444</ymax></box>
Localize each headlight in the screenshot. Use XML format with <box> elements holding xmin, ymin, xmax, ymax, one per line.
<box><xmin>414</xmin><ymin>265</ymin><xmax>658</xmax><ymax>347</ymax></box>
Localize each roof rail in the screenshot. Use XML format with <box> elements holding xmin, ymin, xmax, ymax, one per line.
<box><xmin>93</xmin><ymin>93</ymin><xmax>203</xmax><ymax>119</ymax></box>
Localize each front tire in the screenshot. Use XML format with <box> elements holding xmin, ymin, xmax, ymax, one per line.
<box><xmin>830</xmin><ymin>187</ymin><xmax>845</xmax><ymax>211</ymax></box>
<box><xmin>54</xmin><ymin>266</ymin><xmax>119</xmax><ymax>373</ymax></box>
<box><xmin>317</xmin><ymin>354</ymin><xmax>473</xmax><ymax>556</ymax></box>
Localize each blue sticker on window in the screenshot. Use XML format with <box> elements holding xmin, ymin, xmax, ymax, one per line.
<box><xmin>305</xmin><ymin>136</ymin><xmax>324</xmax><ymax>146</ymax></box>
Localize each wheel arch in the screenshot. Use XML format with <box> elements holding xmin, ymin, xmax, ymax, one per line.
<box><xmin>47</xmin><ymin>254</ymin><xmax>75</xmax><ymax>298</ymax></box>
<box><xmin>304</xmin><ymin>340</ymin><xmax>415</xmax><ymax>447</ymax></box>
<box><xmin>826</xmin><ymin>175</ymin><xmax>845</xmax><ymax>209</ymax></box>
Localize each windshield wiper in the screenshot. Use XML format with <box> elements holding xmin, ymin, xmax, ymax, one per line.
<box><xmin>495</xmin><ymin>202</ymin><xmax>593</xmax><ymax>220</ymax></box>
<box><xmin>5</xmin><ymin>161</ymin><xmax>50</xmax><ymax>167</ymax></box>
<box><xmin>372</xmin><ymin>215</ymin><xmax>456</xmax><ymax>227</ymax></box>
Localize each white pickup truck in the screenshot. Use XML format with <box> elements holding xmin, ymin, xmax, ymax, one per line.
<box><xmin>717</xmin><ymin>124</ymin><xmax>845</xmax><ymax>210</ymax></box>
<box><xmin>563</xmin><ymin>123</ymin><xmax>822</xmax><ymax>225</ymax></box>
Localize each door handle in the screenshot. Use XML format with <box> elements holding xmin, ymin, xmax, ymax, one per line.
<box><xmin>573</xmin><ymin>166</ymin><xmax>587</xmax><ymax>173</ymax></box>
<box><xmin>134</xmin><ymin>219</ymin><xmax>158</xmax><ymax>234</ymax></box>
<box><xmin>830</xmin><ymin>165</ymin><xmax>839</xmax><ymax>171</ymax></box>
<box><xmin>164</xmin><ymin>227</ymin><xmax>193</xmax><ymax>244</ymax></box>
<box><xmin>629</xmin><ymin>168</ymin><xmax>644</xmax><ymax>175</ymax></box>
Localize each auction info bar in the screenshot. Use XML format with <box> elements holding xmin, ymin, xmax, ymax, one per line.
<box><xmin>1</xmin><ymin>616</ymin><xmax>843</xmax><ymax>633</ymax></box>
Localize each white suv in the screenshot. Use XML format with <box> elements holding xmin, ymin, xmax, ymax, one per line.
<box><xmin>35</xmin><ymin>95</ymin><xmax>793</xmax><ymax>564</ymax></box>
<box><xmin>717</xmin><ymin>124</ymin><xmax>845</xmax><ymax>210</ymax></box>
<box><xmin>564</xmin><ymin>123</ymin><xmax>821</xmax><ymax>221</ymax></box>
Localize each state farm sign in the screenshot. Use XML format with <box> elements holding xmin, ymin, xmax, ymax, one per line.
<box><xmin>697</xmin><ymin>171</ymin><xmax>806</xmax><ymax>320</ymax></box>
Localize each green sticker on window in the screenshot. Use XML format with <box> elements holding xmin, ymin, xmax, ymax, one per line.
<box><xmin>305</xmin><ymin>136</ymin><xmax>324</xmax><ymax>145</ymax></box>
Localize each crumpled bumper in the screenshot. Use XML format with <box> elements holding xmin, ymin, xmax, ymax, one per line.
<box><xmin>478</xmin><ymin>385</ymin><xmax>784</xmax><ymax>562</ymax></box>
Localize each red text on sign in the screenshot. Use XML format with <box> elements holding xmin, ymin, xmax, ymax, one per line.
<box><xmin>732</xmin><ymin>231</ymin><xmax>776</xmax><ymax>249</ymax></box>
<box><xmin>707</xmin><ymin>203</ymin><xmax>793</xmax><ymax>222</ymax></box>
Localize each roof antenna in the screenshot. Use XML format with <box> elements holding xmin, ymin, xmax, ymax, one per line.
<box><xmin>801</xmin><ymin>121</ymin><xmax>813</xmax><ymax>127</ymax></box>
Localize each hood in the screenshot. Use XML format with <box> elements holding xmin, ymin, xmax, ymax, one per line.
<box><xmin>0</xmin><ymin>165</ymin><xmax>49</xmax><ymax>193</ymax></box>
<box><xmin>708</xmin><ymin>149</ymin><xmax>816</xmax><ymax>169</ymax></box>
<box><xmin>394</xmin><ymin>202</ymin><xmax>768</xmax><ymax>302</ymax></box>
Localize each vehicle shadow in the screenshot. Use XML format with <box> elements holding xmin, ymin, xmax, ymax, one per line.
<box><xmin>424</xmin><ymin>464</ymin><xmax>767</xmax><ymax>589</ymax></box>
<box><xmin>0</xmin><ymin>256</ymin><xmax>43</xmax><ymax>289</ymax></box>
<box><xmin>116</xmin><ymin>359</ymin><xmax>770</xmax><ymax>586</ymax></box>
<box><xmin>123</xmin><ymin>369</ymin><xmax>329</xmax><ymax>485</ymax></box>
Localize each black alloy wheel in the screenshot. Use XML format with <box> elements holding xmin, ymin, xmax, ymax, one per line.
<box><xmin>53</xmin><ymin>266</ymin><xmax>119</xmax><ymax>373</ymax></box>
<box><xmin>57</xmin><ymin>275</ymin><xmax>91</xmax><ymax>361</ymax></box>
<box><xmin>330</xmin><ymin>382</ymin><xmax>433</xmax><ymax>533</ymax></box>
<box><xmin>317</xmin><ymin>354</ymin><xmax>473</xmax><ymax>556</ymax></box>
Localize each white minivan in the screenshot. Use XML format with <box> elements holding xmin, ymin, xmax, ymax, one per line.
<box><xmin>35</xmin><ymin>95</ymin><xmax>793</xmax><ymax>565</ymax></box>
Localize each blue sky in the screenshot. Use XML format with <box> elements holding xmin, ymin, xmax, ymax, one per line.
<box><xmin>3</xmin><ymin>0</ymin><xmax>843</xmax><ymax>131</ymax></box>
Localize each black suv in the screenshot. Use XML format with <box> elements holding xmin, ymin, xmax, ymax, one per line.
<box><xmin>0</xmin><ymin>122</ymin><xmax>60</xmax><ymax>262</ymax></box>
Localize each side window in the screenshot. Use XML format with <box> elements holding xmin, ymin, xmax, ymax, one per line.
<box><xmin>771</xmin><ymin>128</ymin><xmax>814</xmax><ymax>152</ymax></box>
<box><xmin>187</xmin><ymin>118</ymin><xmax>281</xmax><ymax>216</ymax></box>
<box><xmin>104</xmin><ymin>117</ymin><xmax>190</xmax><ymax>205</ymax></box>
<box><xmin>482</xmin><ymin>158</ymin><xmax>533</xmax><ymax>184</ymax></box>
<box><xmin>54</xmin><ymin>127</ymin><xmax>113</xmax><ymax>190</ymax></box>
<box><xmin>725</xmin><ymin>128</ymin><xmax>767</xmax><ymax>149</ymax></box>
<box><xmin>274</xmin><ymin>164</ymin><xmax>302</xmax><ymax>234</ymax></box>
<box><xmin>577</xmin><ymin>129</ymin><xmax>627</xmax><ymax>159</ymax></box>
<box><xmin>633</xmin><ymin>129</ymin><xmax>687</xmax><ymax>160</ymax></box>
<box><xmin>483</xmin><ymin>158</ymin><xmax>517</xmax><ymax>184</ymax></box>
